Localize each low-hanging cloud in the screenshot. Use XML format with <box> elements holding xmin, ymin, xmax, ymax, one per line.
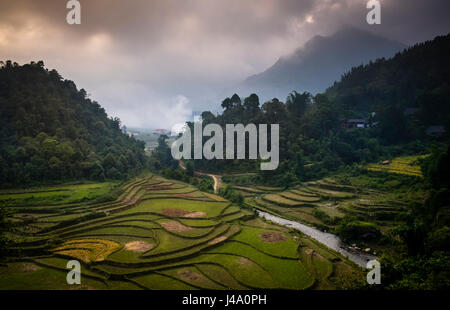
<box><xmin>0</xmin><ymin>0</ymin><xmax>449</xmax><ymax>128</ymax></box>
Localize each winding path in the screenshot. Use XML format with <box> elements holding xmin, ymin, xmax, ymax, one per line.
<box><xmin>177</xmin><ymin>162</ymin><xmax>376</xmax><ymax>267</ymax></box>
<box><xmin>179</xmin><ymin>161</ymin><xmax>222</xmax><ymax>193</ymax></box>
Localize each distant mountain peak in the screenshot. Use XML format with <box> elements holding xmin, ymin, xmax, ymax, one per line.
<box><xmin>237</xmin><ymin>27</ymin><xmax>407</xmax><ymax>101</ymax></box>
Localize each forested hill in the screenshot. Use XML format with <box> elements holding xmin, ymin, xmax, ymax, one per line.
<box><xmin>326</xmin><ymin>33</ymin><xmax>450</xmax><ymax>134</ymax></box>
<box><xmin>0</xmin><ymin>61</ymin><xmax>147</xmax><ymax>186</ymax></box>
<box><xmin>153</xmin><ymin>33</ymin><xmax>450</xmax><ymax>185</ymax></box>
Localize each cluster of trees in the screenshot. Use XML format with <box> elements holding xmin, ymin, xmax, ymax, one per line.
<box><xmin>0</xmin><ymin>61</ymin><xmax>147</xmax><ymax>186</ymax></box>
<box><xmin>145</xmin><ymin>35</ymin><xmax>450</xmax><ymax>289</ymax></box>
<box><xmin>175</xmin><ymin>34</ymin><xmax>450</xmax><ymax>187</ymax></box>
<box><xmin>181</xmin><ymin>90</ymin><xmax>426</xmax><ymax>187</ymax></box>
<box><xmin>149</xmin><ymin>135</ymin><xmax>214</xmax><ymax>193</ymax></box>
<box><xmin>326</xmin><ymin>33</ymin><xmax>450</xmax><ymax>143</ymax></box>
<box><xmin>378</xmin><ymin>144</ymin><xmax>450</xmax><ymax>289</ymax></box>
<box><xmin>218</xmin><ymin>185</ymin><xmax>244</xmax><ymax>204</ymax></box>
<box><xmin>148</xmin><ymin>135</ymin><xmax>178</xmax><ymax>171</ymax></box>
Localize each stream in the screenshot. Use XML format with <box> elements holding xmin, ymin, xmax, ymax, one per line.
<box><xmin>256</xmin><ymin>210</ymin><xmax>377</xmax><ymax>268</ymax></box>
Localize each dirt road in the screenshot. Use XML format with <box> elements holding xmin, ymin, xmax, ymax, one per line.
<box><xmin>178</xmin><ymin>161</ymin><xmax>221</xmax><ymax>193</ymax></box>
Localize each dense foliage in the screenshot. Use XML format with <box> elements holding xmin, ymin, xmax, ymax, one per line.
<box><xmin>148</xmin><ymin>34</ymin><xmax>450</xmax><ymax>289</ymax></box>
<box><xmin>375</xmin><ymin>144</ymin><xmax>450</xmax><ymax>289</ymax></box>
<box><xmin>175</xmin><ymin>34</ymin><xmax>449</xmax><ymax>187</ymax></box>
<box><xmin>149</xmin><ymin>135</ymin><xmax>214</xmax><ymax>193</ymax></box>
<box><xmin>0</xmin><ymin>61</ymin><xmax>147</xmax><ymax>186</ymax></box>
<box><xmin>327</xmin><ymin>33</ymin><xmax>450</xmax><ymax>143</ymax></box>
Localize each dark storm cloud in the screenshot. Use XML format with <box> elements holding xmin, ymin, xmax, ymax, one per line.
<box><xmin>0</xmin><ymin>0</ymin><xmax>449</xmax><ymax>128</ymax></box>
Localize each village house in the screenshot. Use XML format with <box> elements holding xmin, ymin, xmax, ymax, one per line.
<box><xmin>425</xmin><ymin>125</ymin><xmax>446</xmax><ymax>135</ymax></box>
<box><xmin>152</xmin><ymin>129</ymin><xmax>171</xmax><ymax>136</ymax></box>
<box><xmin>341</xmin><ymin>118</ymin><xmax>369</xmax><ymax>130</ymax></box>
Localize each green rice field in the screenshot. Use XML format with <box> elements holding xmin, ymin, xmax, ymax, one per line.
<box><xmin>0</xmin><ymin>173</ymin><xmax>362</xmax><ymax>290</ymax></box>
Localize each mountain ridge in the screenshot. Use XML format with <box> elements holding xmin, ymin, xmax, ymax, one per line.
<box><xmin>237</xmin><ymin>26</ymin><xmax>407</xmax><ymax>101</ymax></box>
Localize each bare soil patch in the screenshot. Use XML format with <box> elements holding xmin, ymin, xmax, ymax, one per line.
<box><xmin>123</xmin><ymin>197</ymin><xmax>137</xmax><ymax>205</ymax></box>
<box><xmin>184</xmin><ymin>211</ymin><xmax>206</xmax><ymax>218</ymax></box>
<box><xmin>161</xmin><ymin>209</ymin><xmax>206</xmax><ymax>218</ymax></box>
<box><xmin>259</xmin><ymin>232</ymin><xmax>288</xmax><ymax>242</ymax></box>
<box><xmin>19</xmin><ymin>263</ymin><xmax>41</xmax><ymax>273</ymax></box>
<box><xmin>237</xmin><ymin>257</ymin><xmax>252</xmax><ymax>265</ymax></box>
<box><xmin>178</xmin><ymin>269</ymin><xmax>201</xmax><ymax>281</ymax></box>
<box><xmin>160</xmin><ymin>221</ymin><xmax>193</xmax><ymax>232</ymax></box>
<box><xmin>208</xmin><ymin>236</ymin><xmax>227</xmax><ymax>245</ymax></box>
<box><xmin>124</xmin><ymin>241</ymin><xmax>154</xmax><ymax>253</ymax></box>
<box><xmin>305</xmin><ymin>248</ymin><xmax>314</xmax><ymax>255</ymax></box>
<box><xmin>312</xmin><ymin>252</ymin><xmax>323</xmax><ymax>259</ymax></box>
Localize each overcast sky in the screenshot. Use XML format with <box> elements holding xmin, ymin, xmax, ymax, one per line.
<box><xmin>0</xmin><ymin>0</ymin><xmax>449</xmax><ymax>129</ymax></box>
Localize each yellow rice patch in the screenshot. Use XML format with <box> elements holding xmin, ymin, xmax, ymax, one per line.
<box><xmin>53</xmin><ymin>238</ymin><xmax>121</xmax><ymax>263</ymax></box>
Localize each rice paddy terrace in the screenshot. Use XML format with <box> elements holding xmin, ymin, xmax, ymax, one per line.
<box><xmin>0</xmin><ymin>174</ymin><xmax>361</xmax><ymax>290</ymax></box>
<box><xmin>366</xmin><ymin>155</ymin><xmax>427</xmax><ymax>177</ymax></box>
<box><xmin>241</xmin><ymin>178</ymin><xmax>409</xmax><ymax>234</ymax></box>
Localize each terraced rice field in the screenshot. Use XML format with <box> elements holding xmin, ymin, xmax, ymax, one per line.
<box><xmin>0</xmin><ymin>182</ymin><xmax>119</xmax><ymax>207</ymax></box>
<box><xmin>0</xmin><ymin>174</ymin><xmax>360</xmax><ymax>290</ymax></box>
<box><xmin>242</xmin><ymin>177</ymin><xmax>407</xmax><ymax>232</ymax></box>
<box><xmin>366</xmin><ymin>155</ymin><xmax>427</xmax><ymax>177</ymax></box>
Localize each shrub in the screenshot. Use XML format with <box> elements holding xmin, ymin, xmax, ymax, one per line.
<box><xmin>312</xmin><ymin>208</ymin><xmax>339</xmax><ymax>225</ymax></box>
<box><xmin>219</xmin><ymin>185</ymin><xmax>244</xmax><ymax>204</ymax></box>
<box><xmin>336</xmin><ymin>219</ymin><xmax>381</xmax><ymax>242</ymax></box>
<box><xmin>427</xmin><ymin>226</ymin><xmax>450</xmax><ymax>252</ymax></box>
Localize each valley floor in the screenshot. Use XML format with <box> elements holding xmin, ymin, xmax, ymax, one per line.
<box><xmin>0</xmin><ymin>174</ymin><xmax>362</xmax><ymax>290</ymax></box>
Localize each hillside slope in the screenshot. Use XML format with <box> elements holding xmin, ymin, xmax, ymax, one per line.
<box><xmin>238</xmin><ymin>26</ymin><xmax>406</xmax><ymax>100</ymax></box>
<box><xmin>0</xmin><ymin>61</ymin><xmax>147</xmax><ymax>186</ymax></box>
<box><xmin>326</xmin><ymin>33</ymin><xmax>450</xmax><ymax>140</ymax></box>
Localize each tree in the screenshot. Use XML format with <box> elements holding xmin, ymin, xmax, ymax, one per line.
<box><xmin>221</xmin><ymin>97</ymin><xmax>232</xmax><ymax>111</ymax></box>
<box><xmin>423</xmin><ymin>143</ymin><xmax>450</xmax><ymax>189</ymax></box>
<box><xmin>201</xmin><ymin>111</ymin><xmax>216</xmax><ymax>123</ymax></box>
<box><xmin>311</xmin><ymin>94</ymin><xmax>339</xmax><ymax>137</ymax></box>
<box><xmin>185</xmin><ymin>161</ymin><xmax>195</xmax><ymax>176</ymax></box>
<box><xmin>243</xmin><ymin>94</ymin><xmax>260</xmax><ymax>120</ymax></box>
<box><xmin>107</xmin><ymin>167</ymin><xmax>122</xmax><ymax>179</ymax></box>
<box><xmin>261</xmin><ymin>98</ymin><xmax>286</xmax><ymax>123</ymax></box>
<box><xmin>0</xmin><ymin>62</ymin><xmax>147</xmax><ymax>185</ymax></box>
<box><xmin>230</xmin><ymin>93</ymin><xmax>241</xmax><ymax>107</ymax></box>
<box><xmin>286</xmin><ymin>91</ymin><xmax>311</xmax><ymax>118</ymax></box>
<box><xmin>152</xmin><ymin>135</ymin><xmax>177</xmax><ymax>170</ymax></box>
<box><xmin>103</xmin><ymin>153</ymin><xmax>118</xmax><ymax>170</ymax></box>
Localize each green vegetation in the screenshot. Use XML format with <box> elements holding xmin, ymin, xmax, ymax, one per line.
<box><xmin>2</xmin><ymin>30</ymin><xmax>449</xmax><ymax>291</ymax></box>
<box><xmin>140</xmin><ymin>35</ymin><xmax>449</xmax><ymax>291</ymax></box>
<box><xmin>159</xmin><ymin>35</ymin><xmax>450</xmax><ymax>192</ymax></box>
<box><xmin>0</xmin><ymin>61</ymin><xmax>147</xmax><ymax>187</ymax></box>
<box><xmin>0</xmin><ymin>173</ymin><xmax>359</xmax><ymax>289</ymax></box>
<box><xmin>367</xmin><ymin>155</ymin><xmax>426</xmax><ymax>177</ymax></box>
<box><xmin>375</xmin><ymin>144</ymin><xmax>450</xmax><ymax>289</ymax></box>
<box><xmin>0</xmin><ymin>182</ymin><xmax>119</xmax><ymax>207</ymax></box>
<box><xmin>336</xmin><ymin>220</ymin><xmax>381</xmax><ymax>243</ymax></box>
